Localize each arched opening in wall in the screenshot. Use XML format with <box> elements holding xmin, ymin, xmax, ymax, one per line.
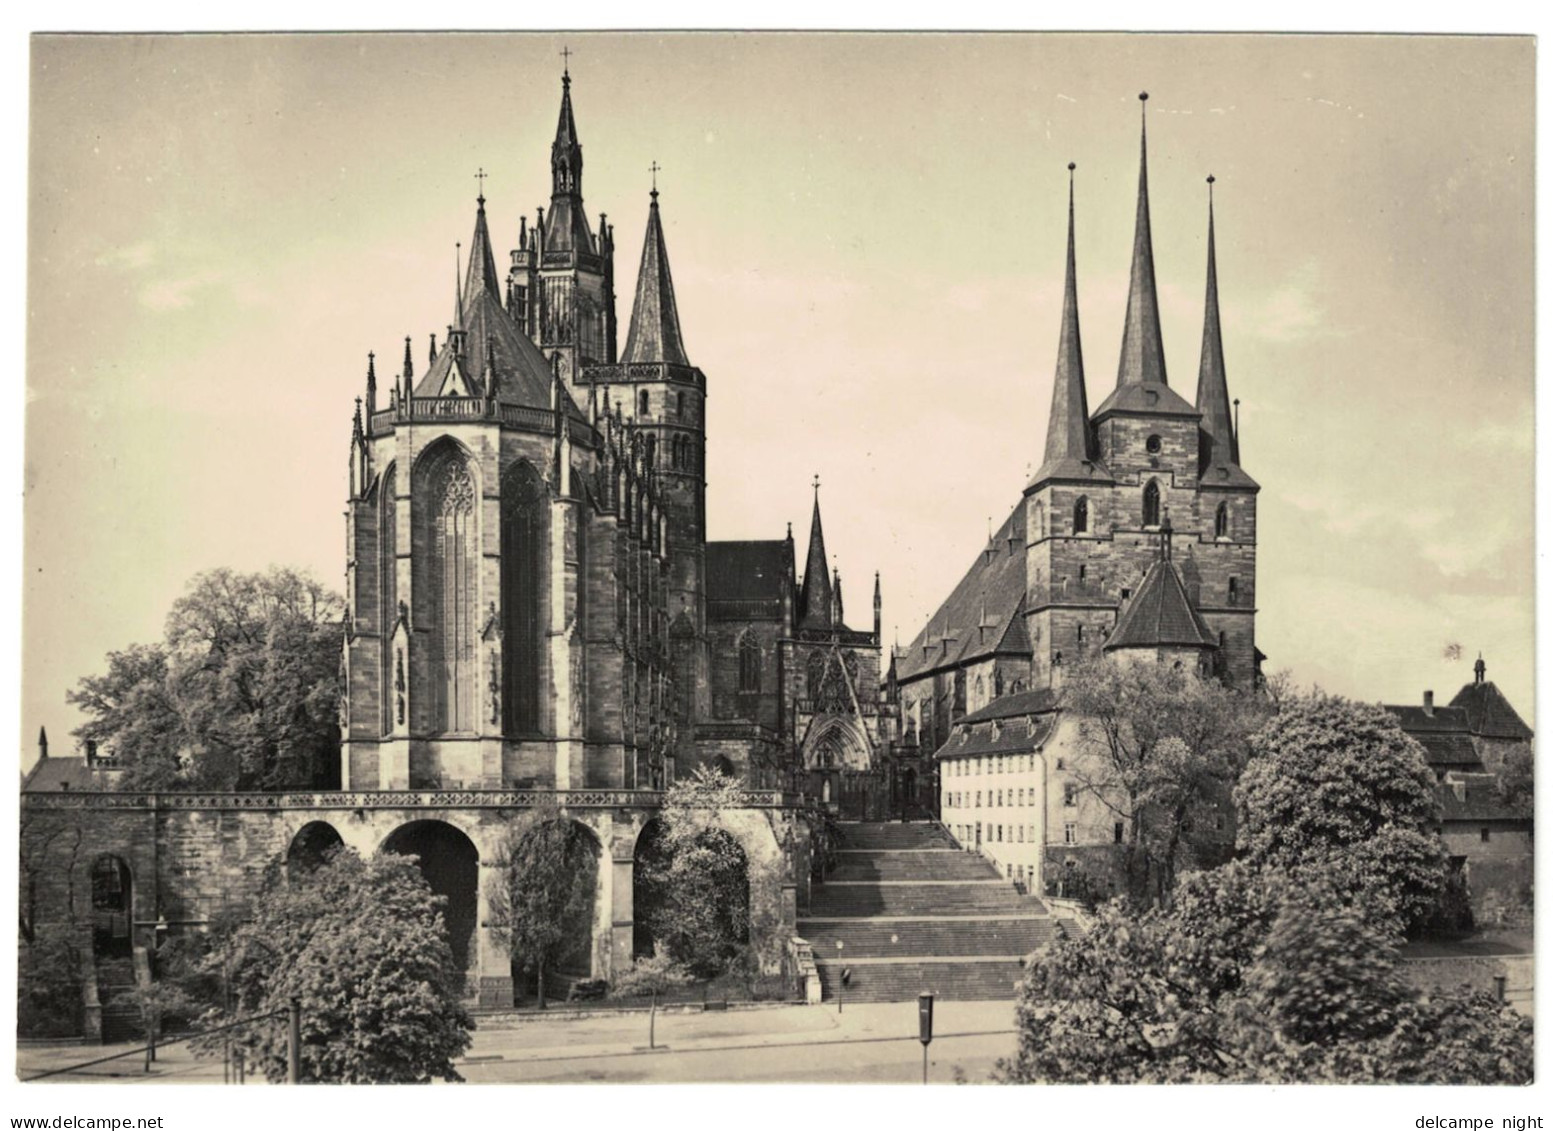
<box><xmin>632</xmin><ymin>820</ymin><xmax>750</xmax><ymax>976</ymax></box>
<box><xmin>502</xmin><ymin>460</ymin><xmax>547</xmax><ymax>736</ymax></box>
<box><xmin>644</xmin><ymin>434</ymin><xmax>656</xmax><ymax>469</ymax></box>
<box><xmin>714</xmin><ymin>755</ymin><xmax>736</xmax><ymax>779</ymax></box>
<box><xmin>1073</xmin><ymin>496</ymin><xmax>1089</xmax><ymax>535</ymax></box>
<box><xmin>901</xmin><ymin>767</ymin><xmax>918</xmax><ymax>811</ymax></box>
<box><xmin>1142</xmin><ymin>480</ymin><xmax>1161</xmax><ymax>528</ymax></box>
<box><xmin>89</xmin><ymin>854</ymin><xmax>132</xmax><ymax>960</ymax></box>
<box><xmin>1215</xmin><ymin>501</ymin><xmax>1229</xmax><ymax>539</ymax></box>
<box><xmin>639</xmin><ymin>390</ymin><xmax>650</xmax><ymax>416</ymax></box>
<box><xmin>500</xmin><ymin>817</ymin><xmax>601</xmax><ymax>998</ymax></box>
<box><xmin>287</xmin><ymin>822</ymin><xmax>345</xmax><ymax>879</ymax></box>
<box><xmin>381</xmin><ymin>820</ymin><xmax>479</xmax><ymax>979</ymax></box>
<box><xmin>415</xmin><ymin>442</ymin><xmax>479</xmax><ymax>734</ymax></box>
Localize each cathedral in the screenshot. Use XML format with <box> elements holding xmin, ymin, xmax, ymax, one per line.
<box><xmin>339</xmin><ymin>67</ymin><xmax>907</xmax><ymax>816</ymax></box>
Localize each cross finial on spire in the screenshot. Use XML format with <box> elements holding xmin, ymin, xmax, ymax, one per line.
<box><xmin>560</xmin><ymin>45</ymin><xmax>573</xmax><ymax>79</ymax></box>
<box><xmin>475</xmin><ymin>167</ymin><xmax>487</xmax><ymax>204</ymax></box>
<box><xmin>813</xmin><ymin>473</ymin><xmax>821</xmax><ymax>494</ymax></box>
<box><xmin>649</xmin><ymin>160</ymin><xmax>661</xmax><ymax>201</ymax></box>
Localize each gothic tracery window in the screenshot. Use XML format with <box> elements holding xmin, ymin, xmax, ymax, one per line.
<box><xmin>418</xmin><ymin>446</ymin><xmax>478</xmax><ymax>734</ymax></box>
<box><xmin>502</xmin><ymin>460</ymin><xmax>546</xmax><ymax>735</ymax></box>
<box><xmin>1143</xmin><ymin>480</ymin><xmax>1161</xmax><ymax>528</ymax></box>
<box><xmin>738</xmin><ymin>631</ymin><xmax>761</xmax><ymax>694</ymax></box>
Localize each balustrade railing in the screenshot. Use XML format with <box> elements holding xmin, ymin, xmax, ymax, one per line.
<box><xmin>22</xmin><ymin>787</ymin><xmax>802</xmax><ymax>811</ymax></box>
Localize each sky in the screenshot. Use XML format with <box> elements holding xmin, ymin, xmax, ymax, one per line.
<box><xmin>20</xmin><ymin>31</ymin><xmax>1535</xmax><ymax>761</ymax></box>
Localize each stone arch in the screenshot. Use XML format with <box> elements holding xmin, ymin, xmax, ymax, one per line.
<box><xmin>501</xmin><ymin>458</ymin><xmax>547</xmax><ymax>736</ymax></box>
<box><xmin>287</xmin><ymin>821</ymin><xmax>345</xmax><ymax>879</ymax></box>
<box><xmin>414</xmin><ymin>439</ymin><xmax>481</xmax><ymax>735</ymax></box>
<box><xmin>801</xmin><ymin>715</ymin><xmax>871</xmax><ymax>772</ymax></box>
<box><xmin>381</xmin><ymin>819</ymin><xmax>480</xmax><ymax>977</ymax></box>
<box><xmin>89</xmin><ymin>853</ymin><xmax>133</xmax><ymax>960</ymax></box>
<box><xmin>630</xmin><ymin>816</ymin><xmax>751</xmax><ymax>974</ymax></box>
<box><xmin>504</xmin><ymin>816</ymin><xmax>603</xmax><ymax>994</ymax></box>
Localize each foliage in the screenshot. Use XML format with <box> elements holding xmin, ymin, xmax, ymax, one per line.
<box><xmin>1236</xmin><ymin>694</ymin><xmax>1444</xmax><ymax>931</ymax></box>
<box><xmin>637</xmin><ymin>767</ymin><xmax>759</xmax><ymax>978</ymax></box>
<box><xmin>110</xmin><ymin>980</ymin><xmax>195</xmax><ymax>1043</ymax></box>
<box><xmin>69</xmin><ymin>567</ymin><xmax>344</xmax><ymax>791</ymax></box>
<box><xmin>488</xmin><ymin>801</ymin><xmax>599</xmax><ymax>1009</ymax></box>
<box><xmin>193</xmin><ymin>848</ymin><xmax>471</xmax><ymax>1083</ymax></box>
<box><xmin>609</xmin><ymin>946</ymin><xmax>693</xmax><ymax>999</ymax></box>
<box><xmin>1061</xmin><ymin>659</ymin><xmax>1267</xmax><ymax>904</ymax></box>
<box><xmin>17</xmin><ymin>934</ymin><xmax>84</xmax><ymax>1038</ymax></box>
<box><xmin>1495</xmin><ymin>745</ymin><xmax>1534</xmax><ymax>812</ymax></box>
<box><xmin>996</xmin><ymin>860</ymin><xmax>1532</xmax><ymax>1085</ymax></box>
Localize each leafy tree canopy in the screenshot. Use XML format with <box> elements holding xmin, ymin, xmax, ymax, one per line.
<box><xmin>194</xmin><ymin>848</ymin><xmax>472</xmax><ymax>1083</ymax></box>
<box><xmin>1237</xmin><ymin>694</ymin><xmax>1444</xmax><ymax>930</ymax></box>
<box><xmin>69</xmin><ymin>567</ymin><xmax>343</xmax><ymax>790</ymax></box>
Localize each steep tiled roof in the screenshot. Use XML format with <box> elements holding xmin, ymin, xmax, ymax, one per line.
<box><xmin>1385</xmin><ymin>704</ymin><xmax>1471</xmax><ymax>734</ymax></box>
<box><xmin>958</xmin><ymin>687</ymin><xmax>1061</xmax><ymax>725</ymax></box>
<box><xmin>1437</xmin><ymin>774</ymin><xmax>1529</xmax><ymax>823</ymax></box>
<box><xmin>1450</xmin><ymin>681</ymin><xmax>1533</xmax><ymax>741</ymax></box>
<box><xmin>898</xmin><ymin>504</ymin><xmax>1029</xmax><ymax>681</ymax></box>
<box><xmin>707</xmin><ymin>540</ymin><xmax>789</xmax><ymax>604</ymax></box>
<box><xmin>1412</xmin><ymin>732</ymin><xmax>1485</xmax><ymax>770</ymax></box>
<box><xmin>1104</xmin><ymin>557</ymin><xmax>1216</xmax><ymax>651</ymax></box>
<box><xmin>936</xmin><ymin>714</ymin><xmax>1055</xmax><ymax>760</ymax></box>
<box><xmin>22</xmin><ymin>756</ymin><xmax>104</xmax><ymax>792</ymax></box>
<box><xmin>620</xmin><ymin>192</ymin><xmax>690</xmax><ymax>366</ymax></box>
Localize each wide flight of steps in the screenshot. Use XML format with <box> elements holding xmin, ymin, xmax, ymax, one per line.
<box><xmin>801</xmin><ymin>821</ymin><xmax>1061</xmax><ymax>1004</ymax></box>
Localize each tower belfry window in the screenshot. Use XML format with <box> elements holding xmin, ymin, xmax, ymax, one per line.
<box><xmin>639</xmin><ymin>390</ymin><xmax>650</xmax><ymax>416</ymax></box>
<box><xmin>1215</xmin><ymin>502</ymin><xmax>1230</xmax><ymax>539</ymax></box>
<box><xmin>1143</xmin><ymin>480</ymin><xmax>1161</xmax><ymax>528</ymax></box>
<box><xmin>1073</xmin><ymin>496</ymin><xmax>1089</xmax><ymax>535</ymax></box>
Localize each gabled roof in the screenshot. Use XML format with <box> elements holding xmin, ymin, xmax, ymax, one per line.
<box><xmin>958</xmin><ymin>686</ymin><xmax>1061</xmax><ymax>725</ymax></box>
<box><xmin>22</xmin><ymin>756</ymin><xmax>104</xmax><ymax>792</ymax></box>
<box><xmin>1104</xmin><ymin>557</ymin><xmax>1217</xmax><ymax>651</ymax></box>
<box><xmin>898</xmin><ymin>504</ymin><xmax>1029</xmax><ymax>681</ymax></box>
<box><xmin>621</xmin><ymin>191</ymin><xmax>690</xmax><ymax>366</ymax></box>
<box><xmin>707</xmin><ymin>540</ymin><xmax>790</xmax><ymax>604</ymax></box>
<box><xmin>1384</xmin><ymin>703</ymin><xmax>1471</xmax><ymax>735</ymax></box>
<box><xmin>1450</xmin><ymin>680</ymin><xmax>1534</xmax><ymax>741</ymax></box>
<box><xmin>936</xmin><ymin>713</ymin><xmax>1056</xmax><ymax>761</ymax></box>
<box><xmin>1412</xmin><ymin>732</ymin><xmax>1485</xmax><ymax>770</ymax></box>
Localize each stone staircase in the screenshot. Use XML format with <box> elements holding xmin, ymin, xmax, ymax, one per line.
<box><xmin>801</xmin><ymin>821</ymin><xmax>1059</xmax><ymax>1003</ymax></box>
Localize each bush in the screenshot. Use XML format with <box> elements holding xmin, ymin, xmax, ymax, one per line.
<box><xmin>17</xmin><ymin>935</ymin><xmax>83</xmax><ymax>1038</ymax></box>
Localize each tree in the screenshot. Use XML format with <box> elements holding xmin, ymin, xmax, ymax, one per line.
<box><xmin>69</xmin><ymin>567</ymin><xmax>344</xmax><ymax>791</ymax></box>
<box><xmin>1061</xmin><ymin>659</ymin><xmax>1266</xmax><ymax>905</ymax></box>
<box><xmin>1495</xmin><ymin>744</ymin><xmax>1534</xmax><ymax>812</ymax></box>
<box><xmin>194</xmin><ymin>849</ymin><xmax>472</xmax><ymax>1082</ymax></box>
<box><xmin>488</xmin><ymin>802</ymin><xmax>599</xmax><ymax>1009</ymax></box>
<box><xmin>996</xmin><ymin>861</ymin><xmax>1532</xmax><ymax>1084</ymax></box>
<box><xmin>636</xmin><ymin>767</ymin><xmax>760</xmax><ymax>978</ymax></box>
<box><xmin>1236</xmin><ymin>694</ymin><xmax>1444</xmax><ymax>931</ymax></box>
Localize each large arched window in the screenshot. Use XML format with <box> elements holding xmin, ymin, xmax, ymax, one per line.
<box><xmin>502</xmin><ymin>460</ymin><xmax>547</xmax><ymax>736</ymax></box>
<box><xmin>1215</xmin><ymin>501</ymin><xmax>1230</xmax><ymax>539</ymax></box>
<box><xmin>380</xmin><ymin>464</ymin><xmax>398</xmax><ymax>735</ymax></box>
<box><xmin>1073</xmin><ymin>496</ymin><xmax>1089</xmax><ymax>535</ymax></box>
<box><xmin>1142</xmin><ymin>480</ymin><xmax>1161</xmax><ymax>528</ymax></box>
<box><xmin>417</xmin><ymin>444</ymin><xmax>478</xmax><ymax>734</ymax></box>
<box><xmin>738</xmin><ymin>631</ymin><xmax>761</xmax><ymax>693</ymax></box>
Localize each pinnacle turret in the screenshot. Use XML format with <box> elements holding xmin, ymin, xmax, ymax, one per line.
<box><xmin>799</xmin><ymin>480</ymin><xmax>834</xmax><ymax>629</ymax></box>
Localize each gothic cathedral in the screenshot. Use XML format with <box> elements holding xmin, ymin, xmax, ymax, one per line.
<box><xmin>339</xmin><ymin>70</ymin><xmax>907</xmax><ymax>814</ymax></box>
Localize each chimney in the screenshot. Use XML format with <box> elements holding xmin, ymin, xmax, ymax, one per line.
<box><xmin>1424</xmin><ymin>690</ymin><xmax>1435</xmax><ymax>716</ymax></box>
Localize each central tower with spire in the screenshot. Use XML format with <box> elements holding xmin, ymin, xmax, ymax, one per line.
<box><xmin>508</xmin><ymin>64</ymin><xmax>619</xmax><ymax>397</ymax></box>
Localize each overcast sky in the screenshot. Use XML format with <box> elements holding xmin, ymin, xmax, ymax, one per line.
<box><xmin>21</xmin><ymin>32</ymin><xmax>1534</xmax><ymax>760</ymax></box>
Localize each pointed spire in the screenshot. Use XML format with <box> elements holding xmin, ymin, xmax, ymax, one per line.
<box><xmin>365</xmin><ymin>351</ymin><xmax>377</xmax><ymax>414</ymax></box>
<box><xmin>552</xmin><ymin>65</ymin><xmax>583</xmax><ymax>200</ymax></box>
<box><xmin>799</xmin><ymin>476</ymin><xmax>834</xmax><ymax>628</ymax></box>
<box><xmin>402</xmin><ymin>336</ymin><xmax>414</xmax><ymax>381</ymax></box>
<box><xmin>873</xmin><ymin>570</ymin><xmax>882</xmax><ymax>641</ymax></box>
<box><xmin>1032</xmin><ymin>164</ymin><xmax>1106</xmax><ymax>489</ymax></box>
<box><xmin>1117</xmin><ymin>93</ymin><xmax>1169</xmax><ymax>389</ymax></box>
<box><xmin>462</xmin><ymin>192</ymin><xmax>503</xmax><ymax>311</ymax></box>
<box><xmin>621</xmin><ymin>178</ymin><xmax>691</xmax><ymax>366</ymax></box>
<box><xmin>1196</xmin><ymin>175</ymin><xmax>1240</xmax><ymax>467</ymax></box>
<box><xmin>37</xmin><ymin>726</ymin><xmax>47</xmax><ymax>760</ymax></box>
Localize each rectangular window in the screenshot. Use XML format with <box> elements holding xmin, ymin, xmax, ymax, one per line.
<box><xmin>976</xmin><ymin>791</ymin><xmax>982</xmax><ymax>808</ymax></box>
<box><xmin>1064</xmin><ymin>823</ymin><xmax>1076</xmax><ymax>845</ymax></box>
<box><xmin>1017</xmin><ymin>825</ymin><xmax>1024</xmax><ymax>843</ymax></box>
<box><xmin>1481</xmin><ymin>827</ymin><xmax>1491</xmax><ymax>843</ymax></box>
<box><xmin>1114</xmin><ymin>821</ymin><xmax>1125</xmax><ymax>844</ymax></box>
<box><xmin>1064</xmin><ymin>783</ymin><xmax>1077</xmax><ymax>807</ymax></box>
<box><xmin>1056</xmin><ymin>757</ymin><xmax>1065</xmax><ymax>770</ymax></box>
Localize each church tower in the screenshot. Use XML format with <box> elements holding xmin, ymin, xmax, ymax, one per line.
<box><xmin>1025</xmin><ymin>94</ymin><xmax>1259</xmax><ymax>689</ymax></box>
<box><xmin>508</xmin><ymin>66</ymin><xmax>619</xmax><ymax>399</ymax></box>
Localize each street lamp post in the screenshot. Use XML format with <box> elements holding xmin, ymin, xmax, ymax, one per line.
<box><xmin>835</xmin><ymin>940</ymin><xmax>844</xmax><ymax>1013</ymax></box>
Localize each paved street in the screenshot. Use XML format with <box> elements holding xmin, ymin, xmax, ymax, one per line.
<box><xmin>16</xmin><ymin>999</ymin><xmax>1019</xmax><ymax>1085</ymax></box>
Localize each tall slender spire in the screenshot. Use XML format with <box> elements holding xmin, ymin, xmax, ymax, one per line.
<box><xmin>621</xmin><ymin>178</ymin><xmax>690</xmax><ymax>366</ymax></box>
<box><xmin>1117</xmin><ymin>92</ymin><xmax>1168</xmax><ymax>388</ymax></box>
<box><xmin>462</xmin><ymin>193</ymin><xmax>503</xmax><ymax>311</ymax></box>
<box><xmin>1032</xmin><ymin>163</ymin><xmax>1101</xmax><ymax>489</ymax></box>
<box><xmin>1196</xmin><ymin>175</ymin><xmax>1238</xmax><ymax>465</ymax></box>
<box><xmin>545</xmin><ymin>67</ymin><xmax>594</xmax><ymax>253</ymax></box>
<box><xmin>799</xmin><ymin>477</ymin><xmax>834</xmax><ymax>629</ymax></box>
